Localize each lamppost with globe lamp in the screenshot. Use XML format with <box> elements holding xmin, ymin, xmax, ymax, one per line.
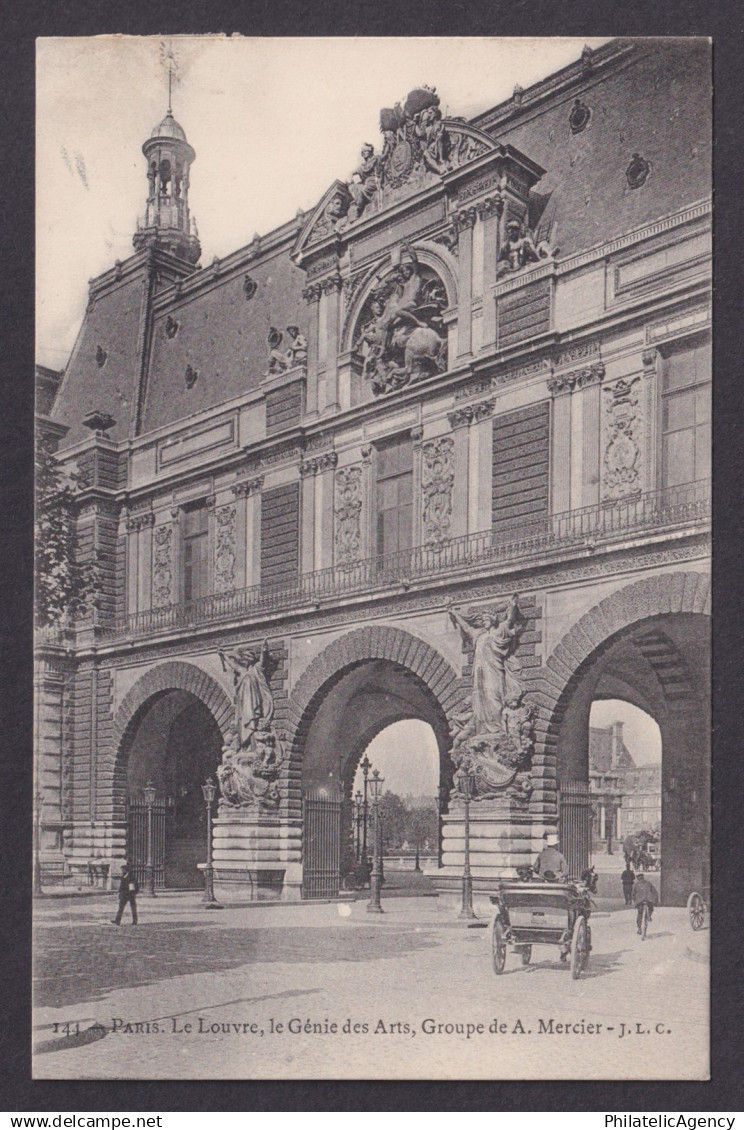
<box><xmin>201</xmin><ymin>777</ymin><xmax>223</xmax><ymax>909</ymax></box>
<box><xmin>367</xmin><ymin>769</ymin><xmax>384</xmax><ymax>914</ymax></box>
<box><xmin>143</xmin><ymin>780</ymin><xmax>156</xmax><ymax>897</ymax></box>
<box><xmin>354</xmin><ymin>789</ymin><xmax>363</xmax><ymax>861</ymax></box>
<box><xmin>360</xmin><ymin>754</ymin><xmax>372</xmax><ymax>864</ymax></box>
<box><xmin>458</xmin><ymin>760</ymin><xmax>477</xmax><ymax>920</ymax></box>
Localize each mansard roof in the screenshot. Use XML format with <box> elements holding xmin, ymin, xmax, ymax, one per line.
<box><xmin>48</xmin><ymin>38</ymin><xmax>710</xmax><ymax>450</ymax></box>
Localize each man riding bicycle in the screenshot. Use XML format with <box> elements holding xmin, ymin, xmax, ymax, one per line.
<box><xmin>631</xmin><ymin>872</ymin><xmax>659</xmax><ymax>934</ymax></box>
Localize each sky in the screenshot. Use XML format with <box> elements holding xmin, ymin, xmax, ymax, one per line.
<box><xmin>589</xmin><ymin>700</ymin><xmax>661</xmax><ymax>765</ymax></box>
<box><xmin>36</xmin><ymin>35</ymin><xmax>610</xmax><ymax>371</ymax></box>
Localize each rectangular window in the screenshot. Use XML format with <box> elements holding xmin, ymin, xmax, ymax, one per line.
<box><xmin>182</xmin><ymin>503</ymin><xmax>209</xmax><ymax>603</ymax></box>
<box><xmin>661</xmin><ymin>339</ymin><xmax>710</xmax><ymax>487</ymax></box>
<box><xmin>376</xmin><ymin>434</ymin><xmax>413</xmax><ymax>557</ymax></box>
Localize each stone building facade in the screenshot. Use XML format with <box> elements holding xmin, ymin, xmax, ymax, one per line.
<box><xmin>36</xmin><ymin>39</ymin><xmax>711</xmax><ymax>905</ymax></box>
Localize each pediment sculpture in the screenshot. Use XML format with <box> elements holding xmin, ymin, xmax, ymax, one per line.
<box><xmin>304</xmin><ymin>87</ymin><xmax>495</xmax><ymax>243</ymax></box>
<box><xmin>448</xmin><ymin>594</ymin><xmax>535</xmax><ymax>803</ymax></box>
<box><xmin>353</xmin><ymin>242</ymin><xmax>448</xmax><ymax>395</ymax></box>
<box><xmin>217</xmin><ymin>641</ymin><xmax>286</xmax><ymax>811</ymax></box>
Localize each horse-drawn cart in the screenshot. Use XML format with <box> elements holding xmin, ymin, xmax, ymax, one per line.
<box><xmin>489</xmin><ymin>879</ymin><xmax>593</xmax><ymax>979</ymax></box>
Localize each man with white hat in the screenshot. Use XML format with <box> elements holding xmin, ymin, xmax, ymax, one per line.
<box><xmin>533</xmin><ymin>830</ymin><xmax>569</xmax><ymax>882</ymax></box>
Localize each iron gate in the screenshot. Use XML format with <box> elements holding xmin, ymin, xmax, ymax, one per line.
<box><xmin>302</xmin><ymin>794</ymin><xmax>342</xmax><ymax>899</ymax></box>
<box><xmin>558</xmin><ymin>779</ymin><xmax>593</xmax><ymax>878</ymax></box>
<box><xmin>127</xmin><ymin>796</ymin><xmax>167</xmax><ymax>889</ymax></box>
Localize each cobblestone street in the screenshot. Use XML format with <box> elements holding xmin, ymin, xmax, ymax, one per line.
<box><xmin>32</xmin><ymin>891</ymin><xmax>708</xmax><ymax>1081</ymax></box>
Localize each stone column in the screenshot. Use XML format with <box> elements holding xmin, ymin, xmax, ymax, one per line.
<box><xmin>446</xmin><ymin>409</ymin><xmax>471</xmax><ymax>541</ymax></box>
<box><xmin>125</xmin><ymin>514</ymin><xmax>140</xmax><ymax>614</ymax></box>
<box><xmin>642</xmin><ymin>349</ymin><xmax>659</xmax><ymax>493</ymax></box>
<box><xmin>137</xmin><ymin>512</ymin><xmax>155</xmax><ymax>609</ymax></box>
<box><xmin>478</xmin><ymin>195</ymin><xmax>503</xmax><ymax>350</ymax></box>
<box><xmin>454</xmin><ymin>207</ymin><xmax>476</xmax><ymax>359</ymax></box>
<box><xmin>229</xmin><ymin>482</ymin><xmax>249</xmax><ymax>591</ymax></box>
<box><xmin>547</xmin><ymin>373</ymin><xmax>576</xmax><ymax>515</ymax></box>
<box><xmin>302</xmin><ymin>283</ymin><xmax>322</xmax><ymax>418</ymax></box>
<box><xmin>315</xmin><ymin>451</ymin><xmax>338</xmax><ymax>571</ymax></box>
<box><xmin>246</xmin><ymin>477</ymin><xmax>263</xmax><ymax>588</ymax></box>
<box><xmin>299</xmin><ymin>459</ymin><xmax>317</xmax><ymax>575</ymax></box>
<box><xmin>411</xmin><ymin>425</ymin><xmax>424</xmax><ymax>548</ymax></box>
<box><xmin>361</xmin><ymin>444</ymin><xmax>375</xmax><ymax>559</ymax></box>
<box><xmin>577</xmin><ymin>363</ymin><xmax>605</xmax><ymax>509</ymax></box>
<box><xmin>320</xmin><ymin>274</ymin><xmax>343</xmax><ymax>415</ymax></box>
<box><xmin>472</xmin><ymin>399</ymin><xmax>496</xmax><ymax>533</ymax></box>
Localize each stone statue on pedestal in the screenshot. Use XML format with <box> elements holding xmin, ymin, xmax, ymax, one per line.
<box><xmin>217</xmin><ymin>642</ymin><xmax>286</xmax><ymax>811</ymax></box>
<box><xmin>448</xmin><ymin>594</ymin><xmax>535</xmax><ymax>801</ymax></box>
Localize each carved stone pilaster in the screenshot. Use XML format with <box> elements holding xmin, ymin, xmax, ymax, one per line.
<box><xmin>334</xmin><ymin>465</ymin><xmax>363</xmax><ymax>566</ymax></box>
<box><xmin>452</xmin><ymin>206</ymin><xmax>477</xmax><ymax>232</ymax></box>
<box><xmin>152</xmin><ymin>525</ymin><xmax>174</xmax><ymax>607</ymax></box>
<box><xmin>320</xmin><ymin>274</ymin><xmax>343</xmax><ymax>295</ymax></box>
<box><xmin>214</xmin><ymin>504</ymin><xmax>237</xmax><ymax>593</ymax></box>
<box><xmin>361</xmin><ymin>445</ymin><xmax>373</xmax><ymax>465</ymax></box>
<box><xmin>422</xmin><ymin>437</ymin><xmax>455</xmax><ymax>546</ymax></box>
<box><xmin>642</xmin><ymin>348</ymin><xmax>659</xmax><ymax>372</ymax></box>
<box><xmin>602</xmin><ymin>375</ymin><xmax>643</xmax><ymax>502</ymax></box>
<box><xmin>411</xmin><ymin>425</ymin><xmax>424</xmax><ymax>445</ymax></box>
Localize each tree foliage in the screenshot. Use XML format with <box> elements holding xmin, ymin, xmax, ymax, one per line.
<box><xmin>378</xmin><ymin>790</ymin><xmax>438</xmax><ymax>851</ymax></box>
<box><xmin>35</xmin><ymin>438</ymin><xmax>100</xmax><ymax>627</ymax></box>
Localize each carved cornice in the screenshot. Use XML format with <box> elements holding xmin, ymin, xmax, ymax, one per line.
<box><xmin>127</xmin><ymin>511</ymin><xmax>155</xmax><ymax>533</ymax></box>
<box><xmin>320</xmin><ymin>274</ymin><xmax>343</xmax><ymax>295</ymax></box>
<box><xmin>301</xmin><ymin>451</ymin><xmax>338</xmax><ymax>477</ymax></box>
<box><xmin>554</xmin><ymin>340</ymin><xmax>600</xmax><ymax>369</ymax></box>
<box><xmin>232</xmin><ymin>476</ymin><xmax>264</xmax><ymax>497</ymax></box>
<box><xmin>548</xmin><ymin>363</ymin><xmax>604</xmax><ymax>395</ymax></box>
<box><xmin>574</xmin><ymin>363</ymin><xmax>606</xmax><ymax>390</ymax></box>
<box><xmin>302</xmin><ymin>282</ymin><xmax>323</xmax><ymax>304</ymax></box>
<box><xmin>547</xmin><ymin>374</ymin><xmax>576</xmax><ymax>396</ymax></box>
<box><xmin>476</xmin><ymin>195</ymin><xmax>503</xmax><ymax>221</ymax></box>
<box><xmin>452</xmin><ymin>206</ymin><xmax>477</xmax><ymax>233</ymax></box>
<box><xmin>447</xmin><ymin>397</ymin><xmax>495</xmax><ymax>428</ymax></box>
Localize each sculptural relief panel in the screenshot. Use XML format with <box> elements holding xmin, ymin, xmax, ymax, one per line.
<box><xmin>421</xmin><ymin>437</ymin><xmax>455</xmax><ymax>546</ymax></box>
<box><xmin>334</xmin><ymin>466</ymin><xmax>363</xmax><ymax>566</ymax></box>
<box><xmin>152</xmin><ymin>524</ymin><xmax>173</xmax><ymax>608</ymax></box>
<box><xmin>602</xmin><ymin>375</ymin><xmax>643</xmax><ymax>501</ymax></box>
<box><xmin>214</xmin><ymin>504</ymin><xmax>237</xmax><ymax>593</ymax></box>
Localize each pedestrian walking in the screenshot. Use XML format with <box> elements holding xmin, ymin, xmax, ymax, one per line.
<box><xmin>111</xmin><ymin>863</ymin><xmax>139</xmax><ymax>925</ymax></box>
<box><xmin>621</xmin><ymin>864</ymin><xmax>635</xmax><ymax>905</ymax></box>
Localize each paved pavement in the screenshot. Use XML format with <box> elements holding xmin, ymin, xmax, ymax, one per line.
<box><xmin>32</xmin><ymin>888</ymin><xmax>708</xmax><ymax>1081</ymax></box>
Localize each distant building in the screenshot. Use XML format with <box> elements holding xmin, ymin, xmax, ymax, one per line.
<box><xmin>589</xmin><ymin>721</ymin><xmax>661</xmax><ymax>851</ymax></box>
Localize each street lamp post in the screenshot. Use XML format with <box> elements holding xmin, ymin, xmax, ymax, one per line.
<box><xmin>367</xmin><ymin>769</ymin><xmax>384</xmax><ymax>914</ymax></box>
<box><xmin>360</xmin><ymin>754</ymin><xmax>371</xmax><ymax>864</ymax></box>
<box><xmin>354</xmin><ymin>789</ymin><xmax>363</xmax><ymax>861</ymax></box>
<box><xmin>33</xmin><ymin>785</ymin><xmax>43</xmax><ymax>896</ymax></box>
<box><xmin>143</xmin><ymin>780</ymin><xmax>156</xmax><ymax>898</ymax></box>
<box><xmin>201</xmin><ymin>777</ymin><xmax>223</xmax><ymax>910</ymax></box>
<box><xmin>458</xmin><ymin>762</ymin><xmax>476</xmax><ymax>921</ymax></box>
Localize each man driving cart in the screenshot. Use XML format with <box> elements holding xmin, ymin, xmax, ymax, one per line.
<box><xmin>533</xmin><ymin>830</ymin><xmax>569</xmax><ymax>882</ymax></box>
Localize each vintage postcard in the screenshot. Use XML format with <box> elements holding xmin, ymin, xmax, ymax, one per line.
<box><xmin>34</xmin><ymin>35</ymin><xmax>710</xmax><ymax>1080</ymax></box>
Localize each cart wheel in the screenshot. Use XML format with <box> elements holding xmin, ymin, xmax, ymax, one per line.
<box><xmin>491</xmin><ymin>917</ymin><xmax>507</xmax><ymax>975</ymax></box>
<box><xmin>570</xmin><ymin>916</ymin><xmax>589</xmax><ymax>979</ymax></box>
<box><xmin>520</xmin><ymin>946</ymin><xmax>532</xmax><ymax>966</ymax></box>
<box><xmin>687</xmin><ymin>891</ymin><xmax>705</xmax><ymax>932</ymax></box>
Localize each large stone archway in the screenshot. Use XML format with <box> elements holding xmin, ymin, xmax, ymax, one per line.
<box><xmin>100</xmin><ymin>661</ymin><xmax>233</xmax><ymax>827</ymax></box>
<box><xmin>538</xmin><ymin>571</ymin><xmax>710</xmax><ymax>904</ymax></box>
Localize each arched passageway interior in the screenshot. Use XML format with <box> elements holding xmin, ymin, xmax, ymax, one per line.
<box><xmin>555</xmin><ymin>612</ymin><xmax>709</xmax><ymax>904</ymax></box>
<box><xmin>300</xmin><ymin>659</ymin><xmax>452</xmax><ymax>876</ymax></box>
<box><xmin>123</xmin><ymin>690</ymin><xmax>223</xmax><ymax>887</ymax></box>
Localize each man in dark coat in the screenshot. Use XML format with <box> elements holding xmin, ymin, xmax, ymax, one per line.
<box><xmin>621</xmin><ymin>864</ymin><xmax>635</xmax><ymax>905</ymax></box>
<box><xmin>112</xmin><ymin>863</ymin><xmax>139</xmax><ymax>925</ymax></box>
<box><xmin>631</xmin><ymin>872</ymin><xmax>659</xmax><ymax>933</ymax></box>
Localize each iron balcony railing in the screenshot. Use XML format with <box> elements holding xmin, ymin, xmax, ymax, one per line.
<box><xmin>97</xmin><ymin>479</ymin><xmax>709</xmax><ymax>643</ymax></box>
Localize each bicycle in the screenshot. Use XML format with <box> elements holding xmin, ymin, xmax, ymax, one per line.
<box><xmin>638</xmin><ymin>900</ymin><xmax>652</xmax><ymax>941</ymax></box>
